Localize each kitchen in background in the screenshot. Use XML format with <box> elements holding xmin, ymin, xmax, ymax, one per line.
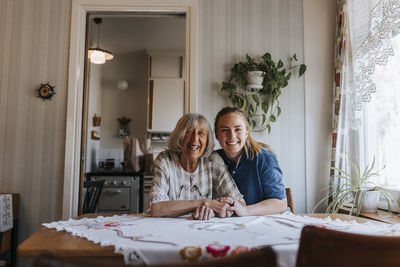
<box><xmin>83</xmin><ymin>12</ymin><xmax>186</xmax><ymax>214</ymax></box>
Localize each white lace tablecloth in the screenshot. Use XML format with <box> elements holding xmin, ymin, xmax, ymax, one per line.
<box><xmin>43</xmin><ymin>212</ymin><xmax>400</xmax><ymax>266</ymax></box>
<box><xmin>0</xmin><ymin>194</ymin><xmax>13</xmax><ymax>232</ymax></box>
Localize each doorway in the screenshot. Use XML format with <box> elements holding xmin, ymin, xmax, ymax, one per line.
<box><xmin>63</xmin><ymin>0</ymin><xmax>198</xmax><ymax>219</ymax></box>
<box><xmin>81</xmin><ymin>13</ymin><xmax>186</xmax><ymax>214</ymax></box>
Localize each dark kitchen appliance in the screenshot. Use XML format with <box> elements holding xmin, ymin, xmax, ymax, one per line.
<box><xmin>86</xmin><ymin>173</ymin><xmax>141</xmax><ymax>213</ymax></box>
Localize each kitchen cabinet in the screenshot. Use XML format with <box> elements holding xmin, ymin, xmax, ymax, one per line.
<box><xmin>147</xmin><ymin>52</ymin><xmax>185</xmax><ymax>132</ymax></box>
<box><xmin>150</xmin><ymin>54</ymin><xmax>183</xmax><ymax>78</ymax></box>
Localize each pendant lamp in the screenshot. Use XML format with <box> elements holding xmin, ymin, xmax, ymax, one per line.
<box><xmin>88</xmin><ymin>18</ymin><xmax>114</xmax><ymax>64</ymax></box>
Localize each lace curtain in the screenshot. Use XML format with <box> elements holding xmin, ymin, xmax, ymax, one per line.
<box><xmin>330</xmin><ymin>0</ymin><xmax>400</xmax><ymax>197</ymax></box>
<box><xmin>350</xmin><ymin>0</ymin><xmax>400</xmax><ymax>126</ymax></box>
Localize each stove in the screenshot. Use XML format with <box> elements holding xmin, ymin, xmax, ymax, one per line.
<box><xmin>87</xmin><ymin>173</ymin><xmax>141</xmax><ymax>213</ymax></box>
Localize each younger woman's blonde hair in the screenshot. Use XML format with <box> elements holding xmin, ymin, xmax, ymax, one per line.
<box><xmin>168</xmin><ymin>113</ymin><xmax>215</xmax><ymax>158</ymax></box>
<box><xmin>214</xmin><ymin>107</ymin><xmax>271</xmax><ymax>159</ymax></box>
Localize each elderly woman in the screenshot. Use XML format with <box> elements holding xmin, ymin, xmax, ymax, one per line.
<box><xmin>150</xmin><ymin>113</ymin><xmax>244</xmax><ymax>220</ymax></box>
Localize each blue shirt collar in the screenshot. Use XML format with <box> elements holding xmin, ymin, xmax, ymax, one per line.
<box><xmin>218</xmin><ymin>149</ymin><xmax>249</xmax><ymax>168</ymax></box>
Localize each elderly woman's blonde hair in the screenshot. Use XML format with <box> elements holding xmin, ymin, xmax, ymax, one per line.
<box><xmin>168</xmin><ymin>113</ymin><xmax>214</xmax><ymax>158</ymax></box>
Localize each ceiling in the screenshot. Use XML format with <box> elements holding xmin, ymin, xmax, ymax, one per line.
<box><xmin>88</xmin><ymin>13</ymin><xmax>186</xmax><ymax>55</ymax></box>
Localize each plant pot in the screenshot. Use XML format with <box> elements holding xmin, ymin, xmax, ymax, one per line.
<box><xmin>355</xmin><ymin>190</ymin><xmax>380</xmax><ymax>212</ymax></box>
<box><xmin>246</xmin><ymin>71</ymin><xmax>264</xmax><ymax>92</ymax></box>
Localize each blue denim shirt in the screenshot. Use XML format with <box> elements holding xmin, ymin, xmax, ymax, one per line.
<box><xmin>217</xmin><ymin>148</ymin><xmax>286</xmax><ymax>205</ymax></box>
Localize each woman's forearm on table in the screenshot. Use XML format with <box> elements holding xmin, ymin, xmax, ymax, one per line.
<box><xmin>245</xmin><ymin>198</ymin><xmax>287</xmax><ymax>216</ymax></box>
<box><xmin>150</xmin><ymin>200</ymin><xmax>205</xmax><ymax>217</ymax></box>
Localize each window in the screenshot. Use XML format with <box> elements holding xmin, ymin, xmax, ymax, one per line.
<box><xmin>361</xmin><ymin>32</ymin><xmax>400</xmax><ymax>190</ymax></box>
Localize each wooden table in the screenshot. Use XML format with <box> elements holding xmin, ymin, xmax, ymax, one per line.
<box><xmin>339</xmin><ymin>206</ymin><xmax>400</xmax><ymax>224</ymax></box>
<box><xmin>17</xmin><ymin>213</ymin><xmax>375</xmax><ymax>264</ymax></box>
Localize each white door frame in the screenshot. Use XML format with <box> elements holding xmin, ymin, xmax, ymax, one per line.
<box><xmin>63</xmin><ymin>0</ymin><xmax>198</xmax><ymax>219</ymax></box>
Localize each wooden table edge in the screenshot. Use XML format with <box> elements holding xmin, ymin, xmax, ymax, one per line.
<box><xmin>18</xmin><ymin>227</ymin><xmax>120</xmax><ymax>258</ymax></box>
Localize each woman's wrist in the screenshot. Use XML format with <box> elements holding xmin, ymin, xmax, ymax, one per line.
<box><xmin>242</xmin><ymin>205</ymin><xmax>250</xmax><ymax>216</ymax></box>
<box><xmin>233</xmin><ymin>201</ymin><xmax>249</xmax><ymax>217</ymax></box>
<box><xmin>198</xmin><ymin>199</ymin><xmax>210</xmax><ymax>207</ymax></box>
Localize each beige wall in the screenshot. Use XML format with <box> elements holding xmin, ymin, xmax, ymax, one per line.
<box><xmin>0</xmin><ymin>0</ymin><xmax>71</xmax><ymax>251</ymax></box>
<box><xmin>0</xmin><ymin>0</ymin><xmax>336</xmax><ymax>256</ymax></box>
<box><xmin>303</xmin><ymin>0</ymin><xmax>336</xmax><ymax>212</ymax></box>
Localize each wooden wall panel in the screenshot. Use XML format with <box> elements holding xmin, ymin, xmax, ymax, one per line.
<box><xmin>0</xmin><ymin>0</ymin><xmax>71</xmax><ymax>247</ymax></box>
<box><xmin>198</xmin><ymin>0</ymin><xmax>307</xmax><ymax>212</ymax></box>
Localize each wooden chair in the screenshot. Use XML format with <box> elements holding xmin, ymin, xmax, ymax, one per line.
<box><xmin>296</xmin><ymin>225</ymin><xmax>400</xmax><ymax>267</ymax></box>
<box><xmin>154</xmin><ymin>246</ymin><xmax>277</xmax><ymax>267</ymax></box>
<box><xmin>32</xmin><ymin>247</ymin><xmax>276</xmax><ymax>267</ymax></box>
<box><xmin>32</xmin><ymin>255</ymin><xmax>126</xmax><ymax>267</ymax></box>
<box><xmin>285</xmin><ymin>187</ymin><xmax>294</xmax><ymax>213</ymax></box>
<box><xmin>0</xmin><ymin>193</ymin><xmax>19</xmax><ymax>267</ymax></box>
<box><xmin>82</xmin><ymin>180</ymin><xmax>105</xmax><ymax>214</ymax></box>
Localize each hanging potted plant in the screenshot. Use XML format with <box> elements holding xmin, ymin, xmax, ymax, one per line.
<box><xmin>220</xmin><ymin>52</ymin><xmax>306</xmax><ymax>133</ymax></box>
<box><xmin>314</xmin><ymin>154</ymin><xmax>399</xmax><ymax>216</ymax></box>
<box><xmin>246</xmin><ymin>70</ymin><xmax>264</xmax><ymax>92</ymax></box>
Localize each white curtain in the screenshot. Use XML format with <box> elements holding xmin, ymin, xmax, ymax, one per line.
<box><xmin>331</xmin><ymin>0</ymin><xmax>400</xmax><ymax>195</ymax></box>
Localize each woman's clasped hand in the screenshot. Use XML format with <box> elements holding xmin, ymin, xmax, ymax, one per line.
<box><xmin>191</xmin><ymin>196</ymin><xmax>250</xmax><ymax>220</ymax></box>
<box><xmin>191</xmin><ymin>199</ymin><xmax>235</xmax><ymax>220</ymax></box>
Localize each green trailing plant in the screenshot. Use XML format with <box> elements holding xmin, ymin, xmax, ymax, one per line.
<box><xmin>220</xmin><ymin>52</ymin><xmax>306</xmax><ymax>133</ymax></box>
<box><xmin>313</xmin><ymin>154</ymin><xmax>399</xmax><ymax>216</ymax></box>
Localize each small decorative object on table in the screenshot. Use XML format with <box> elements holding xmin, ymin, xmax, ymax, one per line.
<box><xmin>314</xmin><ymin>154</ymin><xmax>399</xmax><ymax>216</ymax></box>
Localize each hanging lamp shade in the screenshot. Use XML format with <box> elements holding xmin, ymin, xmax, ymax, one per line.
<box><xmin>88</xmin><ymin>48</ymin><xmax>114</xmax><ymax>63</ymax></box>
<box><xmin>88</xmin><ymin>18</ymin><xmax>114</xmax><ymax>64</ymax></box>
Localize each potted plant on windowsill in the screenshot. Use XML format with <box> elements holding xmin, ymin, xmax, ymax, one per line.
<box><xmin>220</xmin><ymin>52</ymin><xmax>306</xmax><ymax>133</ymax></box>
<box><xmin>314</xmin><ymin>154</ymin><xmax>399</xmax><ymax>216</ymax></box>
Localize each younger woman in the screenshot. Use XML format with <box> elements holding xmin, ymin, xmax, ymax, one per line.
<box><xmin>214</xmin><ymin>107</ymin><xmax>287</xmax><ymax>216</ymax></box>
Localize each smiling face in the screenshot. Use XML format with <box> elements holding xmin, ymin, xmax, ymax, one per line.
<box><xmin>216</xmin><ymin>113</ymin><xmax>249</xmax><ymax>162</ymax></box>
<box><xmin>180</xmin><ymin>123</ymin><xmax>208</xmax><ymax>165</ymax></box>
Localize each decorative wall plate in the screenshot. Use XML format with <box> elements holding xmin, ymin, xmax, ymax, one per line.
<box><xmin>37</xmin><ymin>82</ymin><xmax>56</xmax><ymax>100</ymax></box>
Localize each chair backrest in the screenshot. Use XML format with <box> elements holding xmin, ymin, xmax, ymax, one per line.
<box><xmin>285</xmin><ymin>187</ymin><xmax>294</xmax><ymax>213</ymax></box>
<box><xmin>296</xmin><ymin>225</ymin><xmax>400</xmax><ymax>267</ymax></box>
<box><xmin>152</xmin><ymin>246</ymin><xmax>277</xmax><ymax>267</ymax></box>
<box><xmin>82</xmin><ymin>180</ymin><xmax>105</xmax><ymax>214</ymax></box>
<box><xmin>32</xmin><ymin>247</ymin><xmax>276</xmax><ymax>267</ymax></box>
<box><xmin>32</xmin><ymin>254</ymin><xmax>125</xmax><ymax>267</ymax></box>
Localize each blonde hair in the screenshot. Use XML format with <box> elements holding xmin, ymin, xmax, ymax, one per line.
<box><xmin>168</xmin><ymin>113</ymin><xmax>215</xmax><ymax>158</ymax></box>
<box><xmin>214</xmin><ymin>107</ymin><xmax>271</xmax><ymax>159</ymax></box>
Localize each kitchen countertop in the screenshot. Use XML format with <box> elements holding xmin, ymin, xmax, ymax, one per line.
<box><xmin>86</xmin><ymin>171</ymin><xmax>151</xmax><ymax>177</ymax></box>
